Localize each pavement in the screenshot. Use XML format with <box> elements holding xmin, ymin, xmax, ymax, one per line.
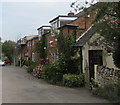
<box><xmin>2</xmin><ymin>65</ymin><xmax>110</xmax><ymax>103</ymax></box>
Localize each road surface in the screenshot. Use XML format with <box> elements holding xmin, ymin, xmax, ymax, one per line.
<box><xmin>2</xmin><ymin>65</ymin><xmax>110</xmax><ymax>103</ymax></box>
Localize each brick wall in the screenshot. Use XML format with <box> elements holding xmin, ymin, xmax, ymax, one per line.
<box><xmin>24</xmin><ymin>38</ymin><xmax>39</xmax><ymax>61</ymax></box>
<box><xmin>71</xmin><ymin>11</ymin><xmax>96</xmax><ymax>39</ymax></box>
<box><xmin>58</xmin><ymin>11</ymin><xmax>96</xmax><ymax>40</ymax></box>
<box><xmin>45</xmin><ymin>33</ymin><xmax>58</xmax><ymax>63</ymax></box>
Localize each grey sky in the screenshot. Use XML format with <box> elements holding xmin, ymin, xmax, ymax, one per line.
<box><xmin>1</xmin><ymin>1</ymin><xmax>74</xmax><ymax>42</ymax></box>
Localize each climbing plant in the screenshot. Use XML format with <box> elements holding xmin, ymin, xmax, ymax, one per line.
<box><xmin>35</xmin><ymin>35</ymin><xmax>47</xmax><ymax>65</ymax></box>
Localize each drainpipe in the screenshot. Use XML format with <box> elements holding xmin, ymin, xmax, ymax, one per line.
<box><xmin>74</xmin><ymin>30</ymin><xmax>77</xmax><ymax>43</ymax></box>
<box><xmin>79</xmin><ymin>46</ymin><xmax>83</xmax><ymax>74</ymax></box>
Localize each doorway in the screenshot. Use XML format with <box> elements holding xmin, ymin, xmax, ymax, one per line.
<box><xmin>89</xmin><ymin>50</ymin><xmax>103</xmax><ymax>82</ymax></box>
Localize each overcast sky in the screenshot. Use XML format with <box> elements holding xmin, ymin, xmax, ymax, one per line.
<box><xmin>0</xmin><ymin>0</ymin><xmax>95</xmax><ymax>42</ymax></box>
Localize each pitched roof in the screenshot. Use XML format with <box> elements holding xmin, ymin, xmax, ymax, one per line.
<box><xmin>75</xmin><ymin>3</ymin><xmax>97</xmax><ymax>18</ymax></box>
<box><xmin>49</xmin><ymin>4</ymin><xmax>96</xmax><ymax>24</ymax></box>
<box><xmin>57</xmin><ymin>3</ymin><xmax>97</xmax><ymax>31</ymax></box>
<box><xmin>75</xmin><ymin>25</ymin><xmax>95</xmax><ymax>47</ymax></box>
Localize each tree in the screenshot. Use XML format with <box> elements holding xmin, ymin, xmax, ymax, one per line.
<box><xmin>57</xmin><ymin>33</ymin><xmax>79</xmax><ymax>74</ymax></box>
<box><xmin>0</xmin><ymin>37</ymin><xmax>2</xmax><ymax>59</ymax></box>
<box><xmin>71</xmin><ymin>1</ymin><xmax>120</xmax><ymax>68</ymax></box>
<box><xmin>93</xmin><ymin>2</ymin><xmax>120</xmax><ymax>68</ymax></box>
<box><xmin>2</xmin><ymin>40</ymin><xmax>16</xmax><ymax>60</ymax></box>
<box><xmin>35</xmin><ymin>35</ymin><xmax>47</xmax><ymax>65</ymax></box>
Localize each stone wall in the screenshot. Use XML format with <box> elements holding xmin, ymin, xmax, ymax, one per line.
<box><xmin>96</xmin><ymin>66</ymin><xmax>120</xmax><ymax>86</ymax></box>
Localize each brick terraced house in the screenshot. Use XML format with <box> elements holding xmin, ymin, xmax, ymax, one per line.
<box><xmin>45</xmin><ymin>5</ymin><xmax>96</xmax><ymax>63</ymax></box>
<box><xmin>16</xmin><ymin>35</ymin><xmax>39</xmax><ymax>65</ymax></box>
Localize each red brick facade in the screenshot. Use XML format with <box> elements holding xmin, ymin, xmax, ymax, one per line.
<box><xmin>17</xmin><ymin>6</ymin><xmax>96</xmax><ymax>64</ymax></box>
<box><xmin>61</xmin><ymin>11</ymin><xmax>96</xmax><ymax>39</ymax></box>
<box><xmin>45</xmin><ymin>10</ymin><xmax>96</xmax><ymax>63</ymax></box>
<box><xmin>45</xmin><ymin>33</ymin><xmax>58</xmax><ymax>63</ymax></box>
<box><xmin>17</xmin><ymin>35</ymin><xmax>39</xmax><ymax>63</ymax></box>
<box><xmin>25</xmin><ymin>37</ymin><xmax>39</xmax><ymax>62</ymax></box>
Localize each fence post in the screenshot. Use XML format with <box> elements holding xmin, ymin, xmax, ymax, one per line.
<box><xmin>94</xmin><ymin>65</ymin><xmax>98</xmax><ymax>81</ymax></box>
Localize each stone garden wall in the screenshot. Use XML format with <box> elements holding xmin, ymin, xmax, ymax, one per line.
<box><xmin>96</xmin><ymin>66</ymin><xmax>120</xmax><ymax>86</ymax></box>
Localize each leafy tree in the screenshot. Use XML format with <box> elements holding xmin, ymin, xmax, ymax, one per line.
<box><xmin>35</xmin><ymin>35</ymin><xmax>47</xmax><ymax>64</ymax></box>
<box><xmin>93</xmin><ymin>2</ymin><xmax>120</xmax><ymax>68</ymax></box>
<box><xmin>57</xmin><ymin>33</ymin><xmax>79</xmax><ymax>74</ymax></box>
<box><xmin>42</xmin><ymin>33</ymin><xmax>80</xmax><ymax>84</ymax></box>
<box><xmin>71</xmin><ymin>1</ymin><xmax>120</xmax><ymax>68</ymax></box>
<box><xmin>57</xmin><ymin>33</ymin><xmax>76</xmax><ymax>58</ymax></box>
<box><xmin>2</xmin><ymin>40</ymin><xmax>16</xmax><ymax>60</ymax></box>
<box><xmin>0</xmin><ymin>37</ymin><xmax>2</xmax><ymax>59</ymax></box>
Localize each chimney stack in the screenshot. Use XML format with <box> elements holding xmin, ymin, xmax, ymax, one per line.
<box><xmin>68</xmin><ymin>12</ymin><xmax>74</xmax><ymax>16</ymax></box>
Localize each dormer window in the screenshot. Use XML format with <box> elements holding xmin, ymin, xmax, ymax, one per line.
<box><xmin>37</xmin><ymin>26</ymin><xmax>51</xmax><ymax>39</ymax></box>
<box><xmin>49</xmin><ymin>15</ymin><xmax>77</xmax><ymax>36</ymax></box>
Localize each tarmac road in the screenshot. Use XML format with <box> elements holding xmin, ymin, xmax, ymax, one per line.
<box><xmin>2</xmin><ymin>65</ymin><xmax>110</xmax><ymax>103</ymax></box>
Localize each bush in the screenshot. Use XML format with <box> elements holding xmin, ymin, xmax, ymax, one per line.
<box><xmin>32</xmin><ymin>65</ymin><xmax>43</xmax><ymax>79</ymax></box>
<box><xmin>92</xmin><ymin>82</ymin><xmax>120</xmax><ymax>103</ymax></box>
<box><xmin>42</xmin><ymin>62</ymin><xmax>63</xmax><ymax>84</ymax></box>
<box><xmin>27</xmin><ymin>62</ymin><xmax>39</xmax><ymax>73</ymax></box>
<box><xmin>25</xmin><ymin>60</ymin><xmax>33</xmax><ymax>66</ymax></box>
<box><xmin>58</xmin><ymin>55</ymin><xmax>80</xmax><ymax>74</ymax></box>
<box><xmin>63</xmin><ymin>74</ymin><xmax>85</xmax><ymax>87</ymax></box>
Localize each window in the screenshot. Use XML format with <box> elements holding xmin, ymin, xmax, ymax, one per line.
<box><xmin>32</xmin><ymin>40</ymin><xmax>34</xmax><ymax>46</ymax></box>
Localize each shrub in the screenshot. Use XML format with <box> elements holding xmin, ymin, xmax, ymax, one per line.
<box><xmin>27</xmin><ymin>62</ymin><xmax>39</xmax><ymax>73</ymax></box>
<box><xmin>42</xmin><ymin>62</ymin><xmax>63</xmax><ymax>84</ymax></box>
<box><xmin>58</xmin><ymin>55</ymin><xmax>80</xmax><ymax>74</ymax></box>
<box><xmin>25</xmin><ymin>60</ymin><xmax>33</xmax><ymax>66</ymax></box>
<box><xmin>92</xmin><ymin>82</ymin><xmax>120</xmax><ymax>103</ymax></box>
<box><xmin>63</xmin><ymin>74</ymin><xmax>85</xmax><ymax>87</ymax></box>
<box><xmin>32</xmin><ymin>65</ymin><xmax>43</xmax><ymax>79</ymax></box>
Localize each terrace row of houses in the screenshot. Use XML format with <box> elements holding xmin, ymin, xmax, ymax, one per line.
<box><xmin>16</xmin><ymin>3</ymin><xmax>118</xmax><ymax>83</ymax></box>
<box><xmin>16</xmin><ymin>4</ymin><xmax>95</xmax><ymax>62</ymax></box>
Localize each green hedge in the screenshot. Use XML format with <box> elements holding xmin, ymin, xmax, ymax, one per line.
<box><xmin>42</xmin><ymin>62</ymin><xmax>63</xmax><ymax>84</ymax></box>
<box><xmin>63</xmin><ymin>74</ymin><xmax>85</xmax><ymax>87</ymax></box>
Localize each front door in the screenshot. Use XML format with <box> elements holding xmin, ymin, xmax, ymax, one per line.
<box><xmin>89</xmin><ymin>50</ymin><xmax>103</xmax><ymax>82</ymax></box>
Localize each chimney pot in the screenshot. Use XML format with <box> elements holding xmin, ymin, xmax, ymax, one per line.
<box><xmin>68</xmin><ymin>12</ymin><xmax>74</xmax><ymax>16</ymax></box>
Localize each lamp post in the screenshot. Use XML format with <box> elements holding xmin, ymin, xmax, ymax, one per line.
<box><xmin>13</xmin><ymin>46</ymin><xmax>16</xmax><ymax>66</ymax></box>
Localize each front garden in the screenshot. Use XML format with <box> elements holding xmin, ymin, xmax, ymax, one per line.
<box><xmin>22</xmin><ymin>32</ymin><xmax>120</xmax><ymax>103</ymax></box>
<box><xmin>24</xmin><ymin>33</ymin><xmax>85</xmax><ymax>88</ymax></box>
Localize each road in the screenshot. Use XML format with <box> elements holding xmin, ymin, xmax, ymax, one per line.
<box><xmin>2</xmin><ymin>65</ymin><xmax>110</xmax><ymax>103</ymax></box>
<box><xmin>0</xmin><ymin>67</ymin><xmax>2</xmax><ymax>104</ymax></box>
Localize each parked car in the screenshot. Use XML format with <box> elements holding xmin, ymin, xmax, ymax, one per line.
<box><xmin>4</xmin><ymin>60</ymin><xmax>11</xmax><ymax>65</ymax></box>
<box><xmin>0</xmin><ymin>60</ymin><xmax>5</xmax><ymax>66</ymax></box>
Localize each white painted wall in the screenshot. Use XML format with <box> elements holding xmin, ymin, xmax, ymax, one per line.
<box><xmin>82</xmin><ymin>33</ymin><xmax>118</xmax><ymax>74</ymax></box>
